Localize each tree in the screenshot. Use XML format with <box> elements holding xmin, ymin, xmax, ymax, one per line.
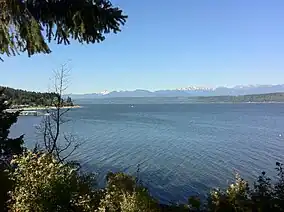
<box><xmin>0</xmin><ymin>86</ymin><xmax>60</xmax><ymax>107</ymax></box>
<box><xmin>0</xmin><ymin>89</ymin><xmax>24</xmax><ymax>211</ymax></box>
<box><xmin>66</xmin><ymin>96</ymin><xmax>74</xmax><ymax>106</ymax></box>
<box><xmin>36</xmin><ymin>64</ymin><xmax>79</xmax><ymax>162</ymax></box>
<box><xmin>0</xmin><ymin>89</ymin><xmax>24</xmax><ymax>159</ymax></box>
<box><xmin>0</xmin><ymin>0</ymin><xmax>127</xmax><ymax>61</ymax></box>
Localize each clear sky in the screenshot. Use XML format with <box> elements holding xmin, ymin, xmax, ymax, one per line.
<box><xmin>1</xmin><ymin>0</ymin><xmax>284</xmax><ymax>94</ymax></box>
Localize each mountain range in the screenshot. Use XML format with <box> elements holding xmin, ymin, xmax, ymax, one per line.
<box><xmin>68</xmin><ymin>84</ymin><xmax>284</xmax><ymax>99</ymax></box>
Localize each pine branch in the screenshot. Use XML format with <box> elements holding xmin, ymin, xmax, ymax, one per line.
<box><xmin>0</xmin><ymin>0</ymin><xmax>127</xmax><ymax>60</ymax></box>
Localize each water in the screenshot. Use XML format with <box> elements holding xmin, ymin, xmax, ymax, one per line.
<box><xmin>10</xmin><ymin>102</ymin><xmax>284</xmax><ymax>204</ymax></box>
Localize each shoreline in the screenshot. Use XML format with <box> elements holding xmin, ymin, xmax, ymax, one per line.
<box><xmin>194</xmin><ymin>101</ymin><xmax>284</xmax><ymax>104</ymax></box>
<box><xmin>6</xmin><ymin>105</ymin><xmax>81</xmax><ymax>112</ymax></box>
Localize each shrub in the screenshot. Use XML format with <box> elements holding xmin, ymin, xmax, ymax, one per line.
<box><xmin>207</xmin><ymin>163</ymin><xmax>284</xmax><ymax>212</ymax></box>
<box><xmin>97</xmin><ymin>172</ymin><xmax>159</xmax><ymax>212</ymax></box>
<box><xmin>7</xmin><ymin>151</ymin><xmax>98</xmax><ymax>212</ymax></box>
<box><xmin>5</xmin><ymin>150</ymin><xmax>284</xmax><ymax>212</ymax></box>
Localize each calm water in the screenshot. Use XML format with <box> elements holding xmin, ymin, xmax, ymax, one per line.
<box><xmin>10</xmin><ymin>103</ymin><xmax>284</xmax><ymax>203</ymax></box>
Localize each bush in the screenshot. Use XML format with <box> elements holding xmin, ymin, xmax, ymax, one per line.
<box><xmin>206</xmin><ymin>163</ymin><xmax>284</xmax><ymax>212</ymax></box>
<box><xmin>4</xmin><ymin>149</ymin><xmax>284</xmax><ymax>212</ymax></box>
<box><xmin>97</xmin><ymin>172</ymin><xmax>159</xmax><ymax>212</ymax></box>
<box><xmin>7</xmin><ymin>151</ymin><xmax>98</xmax><ymax>212</ymax></box>
<box><xmin>207</xmin><ymin>174</ymin><xmax>250</xmax><ymax>212</ymax></box>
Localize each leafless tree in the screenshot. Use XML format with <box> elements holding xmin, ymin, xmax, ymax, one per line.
<box><xmin>36</xmin><ymin>63</ymin><xmax>80</xmax><ymax>162</ymax></box>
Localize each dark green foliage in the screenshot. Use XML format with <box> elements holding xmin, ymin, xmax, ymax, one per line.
<box><xmin>1</xmin><ymin>86</ymin><xmax>74</xmax><ymax>107</ymax></box>
<box><xmin>0</xmin><ymin>89</ymin><xmax>24</xmax><ymax>157</ymax></box>
<box><xmin>251</xmin><ymin>171</ymin><xmax>274</xmax><ymax>211</ymax></box>
<box><xmin>102</xmin><ymin>172</ymin><xmax>159</xmax><ymax>211</ymax></box>
<box><xmin>188</xmin><ymin>196</ymin><xmax>201</xmax><ymax>210</ymax></box>
<box><xmin>0</xmin><ymin>163</ymin><xmax>12</xmax><ymax>212</ymax></box>
<box><xmin>196</xmin><ymin>92</ymin><xmax>284</xmax><ymax>103</ymax></box>
<box><xmin>66</xmin><ymin>96</ymin><xmax>74</xmax><ymax>106</ymax></box>
<box><xmin>274</xmin><ymin>162</ymin><xmax>284</xmax><ymax>210</ymax></box>
<box><xmin>159</xmin><ymin>204</ymin><xmax>188</xmax><ymax>212</ymax></box>
<box><xmin>0</xmin><ymin>0</ymin><xmax>127</xmax><ymax>60</ymax></box>
<box><xmin>0</xmin><ymin>88</ymin><xmax>24</xmax><ymax>211</ymax></box>
<box><xmin>106</xmin><ymin>172</ymin><xmax>137</xmax><ymax>193</ymax></box>
<box><xmin>8</xmin><ymin>151</ymin><xmax>100</xmax><ymax>211</ymax></box>
<box><xmin>204</xmin><ymin>164</ymin><xmax>284</xmax><ymax>212</ymax></box>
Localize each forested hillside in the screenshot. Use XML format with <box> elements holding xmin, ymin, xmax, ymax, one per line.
<box><xmin>0</xmin><ymin>86</ymin><xmax>73</xmax><ymax>107</ymax></box>
<box><xmin>196</xmin><ymin>92</ymin><xmax>284</xmax><ymax>103</ymax></box>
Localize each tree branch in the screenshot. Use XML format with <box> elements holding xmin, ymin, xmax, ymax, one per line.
<box><xmin>0</xmin><ymin>0</ymin><xmax>127</xmax><ymax>60</ymax></box>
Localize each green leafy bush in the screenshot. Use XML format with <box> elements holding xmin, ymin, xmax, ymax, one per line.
<box><xmin>206</xmin><ymin>163</ymin><xmax>284</xmax><ymax>212</ymax></box>
<box><xmin>4</xmin><ymin>148</ymin><xmax>284</xmax><ymax>212</ymax></box>
<box><xmin>97</xmin><ymin>172</ymin><xmax>159</xmax><ymax>212</ymax></box>
<box><xmin>5</xmin><ymin>151</ymin><xmax>284</xmax><ymax>212</ymax></box>
<box><xmin>7</xmin><ymin>151</ymin><xmax>98</xmax><ymax>212</ymax></box>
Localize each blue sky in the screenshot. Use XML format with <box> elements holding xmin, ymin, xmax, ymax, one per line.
<box><xmin>1</xmin><ymin>0</ymin><xmax>284</xmax><ymax>94</ymax></box>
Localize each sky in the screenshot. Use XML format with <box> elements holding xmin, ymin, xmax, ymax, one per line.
<box><xmin>1</xmin><ymin>0</ymin><xmax>284</xmax><ymax>94</ymax></box>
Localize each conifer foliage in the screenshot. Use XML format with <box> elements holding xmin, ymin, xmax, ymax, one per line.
<box><xmin>0</xmin><ymin>0</ymin><xmax>127</xmax><ymax>60</ymax></box>
<box><xmin>0</xmin><ymin>89</ymin><xmax>24</xmax><ymax>211</ymax></box>
<box><xmin>0</xmin><ymin>89</ymin><xmax>24</xmax><ymax>158</ymax></box>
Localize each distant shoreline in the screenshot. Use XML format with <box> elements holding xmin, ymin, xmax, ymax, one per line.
<box><xmin>6</xmin><ymin>105</ymin><xmax>81</xmax><ymax>112</ymax></box>
<box><xmin>194</xmin><ymin>101</ymin><xmax>284</xmax><ymax>104</ymax></box>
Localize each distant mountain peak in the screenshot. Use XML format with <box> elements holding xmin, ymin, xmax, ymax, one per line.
<box><xmin>176</xmin><ymin>86</ymin><xmax>214</xmax><ymax>91</ymax></box>
<box><xmin>100</xmin><ymin>90</ymin><xmax>110</xmax><ymax>95</ymax></box>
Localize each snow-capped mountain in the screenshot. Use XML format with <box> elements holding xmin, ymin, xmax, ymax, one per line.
<box><xmin>100</xmin><ymin>90</ymin><xmax>110</xmax><ymax>95</ymax></box>
<box><xmin>176</xmin><ymin>86</ymin><xmax>214</xmax><ymax>91</ymax></box>
<box><xmin>68</xmin><ymin>84</ymin><xmax>284</xmax><ymax>99</ymax></box>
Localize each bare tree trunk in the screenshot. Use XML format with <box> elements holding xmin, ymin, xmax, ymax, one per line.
<box><xmin>36</xmin><ymin>63</ymin><xmax>80</xmax><ymax>162</ymax></box>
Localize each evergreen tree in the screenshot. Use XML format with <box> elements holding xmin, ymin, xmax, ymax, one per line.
<box><xmin>66</xmin><ymin>96</ymin><xmax>74</xmax><ymax>106</ymax></box>
<box><xmin>0</xmin><ymin>88</ymin><xmax>24</xmax><ymax>211</ymax></box>
<box><xmin>0</xmin><ymin>0</ymin><xmax>127</xmax><ymax>60</ymax></box>
<box><xmin>0</xmin><ymin>89</ymin><xmax>24</xmax><ymax>158</ymax></box>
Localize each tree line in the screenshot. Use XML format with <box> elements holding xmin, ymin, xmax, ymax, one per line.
<box><xmin>196</xmin><ymin>92</ymin><xmax>284</xmax><ymax>103</ymax></box>
<box><xmin>0</xmin><ymin>86</ymin><xmax>74</xmax><ymax>107</ymax></box>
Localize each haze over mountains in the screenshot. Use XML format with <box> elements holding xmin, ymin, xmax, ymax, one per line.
<box><xmin>68</xmin><ymin>84</ymin><xmax>284</xmax><ymax>99</ymax></box>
